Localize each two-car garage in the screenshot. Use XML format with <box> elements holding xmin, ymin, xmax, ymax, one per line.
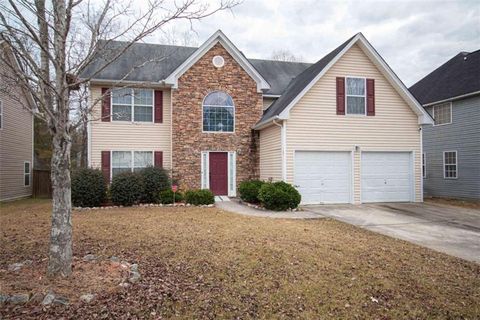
<box><xmin>294</xmin><ymin>151</ymin><xmax>414</xmax><ymax>204</ymax></box>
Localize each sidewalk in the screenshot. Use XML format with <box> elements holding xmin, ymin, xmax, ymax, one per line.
<box><xmin>215</xmin><ymin>198</ymin><xmax>322</xmax><ymax>219</ymax></box>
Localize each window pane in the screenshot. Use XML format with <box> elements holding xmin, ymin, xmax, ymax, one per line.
<box><xmin>112</xmin><ymin>151</ymin><xmax>131</xmax><ymax>168</ymax></box>
<box><xmin>134</xmin><ymin>89</ymin><xmax>153</xmax><ymax>106</ymax></box>
<box><xmin>434</xmin><ymin>104</ymin><xmax>451</xmax><ymax>125</ymax></box>
<box><xmin>112</xmin><ymin>168</ymin><xmax>131</xmax><ymax>177</ymax></box>
<box><xmin>203</xmin><ymin>106</ymin><xmax>234</xmax><ymax>132</ymax></box>
<box><xmin>24</xmin><ymin>162</ymin><xmax>30</xmax><ymax>174</ymax></box>
<box><xmin>24</xmin><ymin>174</ymin><xmax>30</xmax><ymax>186</ymax></box>
<box><xmin>111</xmin><ymin>88</ymin><xmax>132</xmax><ymax>105</ymax></box>
<box><xmin>204</xmin><ymin>91</ymin><xmax>234</xmax><ymax>106</ymax></box>
<box><xmin>346</xmin><ymin>78</ymin><xmax>365</xmax><ymax>95</ymax></box>
<box><xmin>347</xmin><ymin>96</ymin><xmax>365</xmax><ymax>114</ymax></box>
<box><xmin>134</xmin><ymin>151</ymin><xmax>152</xmax><ymax>168</ymax></box>
<box><xmin>134</xmin><ymin>106</ymin><xmax>153</xmax><ymax>122</ymax></box>
<box><xmin>112</xmin><ymin>105</ymin><xmax>132</xmax><ymax>121</ymax></box>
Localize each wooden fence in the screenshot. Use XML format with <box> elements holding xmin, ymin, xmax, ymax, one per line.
<box><xmin>33</xmin><ymin>169</ymin><xmax>52</xmax><ymax>198</ymax></box>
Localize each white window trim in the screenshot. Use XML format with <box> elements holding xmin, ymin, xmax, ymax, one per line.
<box><xmin>422</xmin><ymin>152</ymin><xmax>426</xmax><ymax>179</ymax></box>
<box><xmin>111</xmin><ymin>88</ymin><xmax>154</xmax><ymax>123</ymax></box>
<box><xmin>24</xmin><ymin>161</ymin><xmax>31</xmax><ymax>186</ymax></box>
<box><xmin>433</xmin><ymin>102</ymin><xmax>452</xmax><ymax>126</ymax></box>
<box><xmin>110</xmin><ymin>150</ymin><xmax>154</xmax><ymax>179</ymax></box>
<box><xmin>0</xmin><ymin>99</ymin><xmax>3</xmax><ymax>130</ymax></box>
<box><xmin>345</xmin><ymin>76</ymin><xmax>367</xmax><ymax>116</ymax></box>
<box><xmin>443</xmin><ymin>150</ymin><xmax>458</xmax><ymax>180</ymax></box>
<box><xmin>202</xmin><ymin>91</ymin><xmax>235</xmax><ymax>133</ymax></box>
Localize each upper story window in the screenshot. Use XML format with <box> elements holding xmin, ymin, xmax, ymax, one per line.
<box><xmin>346</xmin><ymin>77</ymin><xmax>366</xmax><ymax>115</ymax></box>
<box><xmin>111</xmin><ymin>88</ymin><xmax>153</xmax><ymax>122</ymax></box>
<box><xmin>433</xmin><ymin>103</ymin><xmax>452</xmax><ymax>126</ymax></box>
<box><xmin>443</xmin><ymin>151</ymin><xmax>457</xmax><ymax>179</ymax></box>
<box><xmin>202</xmin><ymin>91</ymin><xmax>234</xmax><ymax>132</ymax></box>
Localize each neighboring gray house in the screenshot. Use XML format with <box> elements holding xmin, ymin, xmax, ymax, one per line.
<box><xmin>410</xmin><ymin>50</ymin><xmax>480</xmax><ymax>200</ymax></box>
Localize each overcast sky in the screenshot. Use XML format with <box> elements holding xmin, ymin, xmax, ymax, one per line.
<box><xmin>147</xmin><ymin>0</ymin><xmax>479</xmax><ymax>86</ymax></box>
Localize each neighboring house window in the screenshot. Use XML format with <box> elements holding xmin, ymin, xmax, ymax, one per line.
<box><xmin>346</xmin><ymin>77</ymin><xmax>366</xmax><ymax>115</ymax></box>
<box><xmin>111</xmin><ymin>151</ymin><xmax>153</xmax><ymax>177</ymax></box>
<box><xmin>0</xmin><ymin>100</ymin><xmax>3</xmax><ymax>129</ymax></box>
<box><xmin>422</xmin><ymin>153</ymin><xmax>426</xmax><ymax>178</ymax></box>
<box><xmin>443</xmin><ymin>151</ymin><xmax>457</xmax><ymax>179</ymax></box>
<box><xmin>24</xmin><ymin>161</ymin><xmax>31</xmax><ymax>186</ymax></box>
<box><xmin>433</xmin><ymin>103</ymin><xmax>452</xmax><ymax>126</ymax></box>
<box><xmin>203</xmin><ymin>91</ymin><xmax>234</xmax><ymax>132</ymax></box>
<box><xmin>111</xmin><ymin>88</ymin><xmax>153</xmax><ymax>122</ymax></box>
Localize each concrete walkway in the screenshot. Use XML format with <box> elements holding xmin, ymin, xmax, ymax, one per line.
<box><xmin>215</xmin><ymin>199</ymin><xmax>322</xmax><ymax>219</ymax></box>
<box><xmin>303</xmin><ymin>202</ymin><xmax>480</xmax><ymax>263</ymax></box>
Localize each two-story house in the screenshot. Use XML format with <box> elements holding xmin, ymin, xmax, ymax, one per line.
<box><xmin>0</xmin><ymin>41</ymin><xmax>34</xmax><ymax>201</ymax></box>
<box><xmin>81</xmin><ymin>30</ymin><xmax>432</xmax><ymax>204</ymax></box>
<box><xmin>410</xmin><ymin>50</ymin><xmax>480</xmax><ymax>200</ymax></box>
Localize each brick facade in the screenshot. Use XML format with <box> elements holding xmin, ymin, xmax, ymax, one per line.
<box><xmin>171</xmin><ymin>42</ymin><xmax>263</xmax><ymax>191</ymax></box>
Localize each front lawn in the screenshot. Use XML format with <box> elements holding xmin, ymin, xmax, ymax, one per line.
<box><xmin>1</xmin><ymin>199</ymin><xmax>479</xmax><ymax>319</ymax></box>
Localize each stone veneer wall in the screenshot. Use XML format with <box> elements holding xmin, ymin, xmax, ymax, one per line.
<box><xmin>171</xmin><ymin>42</ymin><xmax>263</xmax><ymax>191</ymax></box>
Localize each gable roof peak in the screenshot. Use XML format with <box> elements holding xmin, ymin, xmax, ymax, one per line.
<box><xmin>164</xmin><ymin>30</ymin><xmax>270</xmax><ymax>92</ymax></box>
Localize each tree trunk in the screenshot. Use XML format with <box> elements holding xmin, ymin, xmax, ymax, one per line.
<box><xmin>47</xmin><ymin>133</ymin><xmax>73</xmax><ymax>277</ymax></box>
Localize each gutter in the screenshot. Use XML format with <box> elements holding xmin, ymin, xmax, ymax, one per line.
<box><xmin>422</xmin><ymin>90</ymin><xmax>480</xmax><ymax>107</ymax></box>
<box><xmin>253</xmin><ymin>115</ymin><xmax>282</xmax><ymax>130</ymax></box>
<box><xmin>85</xmin><ymin>78</ymin><xmax>172</xmax><ymax>88</ymax></box>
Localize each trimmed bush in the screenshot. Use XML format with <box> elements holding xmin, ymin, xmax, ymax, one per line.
<box><xmin>139</xmin><ymin>166</ymin><xmax>170</xmax><ymax>203</ymax></box>
<box><xmin>258</xmin><ymin>181</ymin><xmax>301</xmax><ymax>211</ymax></box>
<box><xmin>185</xmin><ymin>189</ymin><xmax>215</xmax><ymax>206</ymax></box>
<box><xmin>71</xmin><ymin>168</ymin><xmax>106</xmax><ymax>207</ymax></box>
<box><xmin>238</xmin><ymin>180</ymin><xmax>265</xmax><ymax>204</ymax></box>
<box><xmin>159</xmin><ymin>189</ymin><xmax>183</xmax><ymax>204</ymax></box>
<box><xmin>110</xmin><ymin>172</ymin><xmax>143</xmax><ymax>206</ymax></box>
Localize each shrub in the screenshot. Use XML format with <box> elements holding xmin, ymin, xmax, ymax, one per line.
<box><xmin>139</xmin><ymin>166</ymin><xmax>170</xmax><ymax>203</ymax></box>
<box><xmin>110</xmin><ymin>172</ymin><xmax>143</xmax><ymax>206</ymax></box>
<box><xmin>159</xmin><ymin>189</ymin><xmax>183</xmax><ymax>204</ymax></box>
<box><xmin>238</xmin><ymin>180</ymin><xmax>265</xmax><ymax>204</ymax></box>
<box><xmin>71</xmin><ymin>168</ymin><xmax>106</xmax><ymax>207</ymax></box>
<box><xmin>185</xmin><ymin>189</ymin><xmax>215</xmax><ymax>205</ymax></box>
<box><xmin>258</xmin><ymin>181</ymin><xmax>301</xmax><ymax>211</ymax></box>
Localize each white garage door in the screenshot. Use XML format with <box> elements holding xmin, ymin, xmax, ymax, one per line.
<box><xmin>295</xmin><ymin>151</ymin><xmax>352</xmax><ymax>204</ymax></box>
<box><xmin>361</xmin><ymin>152</ymin><xmax>413</xmax><ymax>203</ymax></box>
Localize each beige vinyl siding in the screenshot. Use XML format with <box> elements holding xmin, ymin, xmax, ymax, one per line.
<box><xmin>285</xmin><ymin>44</ymin><xmax>422</xmax><ymax>203</ymax></box>
<box><xmin>0</xmin><ymin>57</ymin><xmax>33</xmax><ymax>201</ymax></box>
<box><xmin>89</xmin><ymin>86</ymin><xmax>172</xmax><ymax>170</ymax></box>
<box><xmin>259</xmin><ymin>124</ymin><xmax>282</xmax><ymax>181</ymax></box>
<box><xmin>263</xmin><ymin>97</ymin><xmax>276</xmax><ymax>111</ymax></box>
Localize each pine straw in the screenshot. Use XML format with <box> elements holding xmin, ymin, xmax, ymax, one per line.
<box><xmin>1</xmin><ymin>198</ymin><xmax>479</xmax><ymax>319</ymax></box>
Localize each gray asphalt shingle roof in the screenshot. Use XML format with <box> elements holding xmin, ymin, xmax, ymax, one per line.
<box><xmin>409</xmin><ymin>50</ymin><xmax>480</xmax><ymax>105</ymax></box>
<box><xmin>80</xmin><ymin>40</ymin><xmax>312</xmax><ymax>96</ymax></box>
<box><xmin>258</xmin><ymin>35</ymin><xmax>356</xmax><ymax>123</ymax></box>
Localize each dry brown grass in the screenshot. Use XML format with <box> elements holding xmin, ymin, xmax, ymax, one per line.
<box><xmin>1</xmin><ymin>198</ymin><xmax>479</xmax><ymax>319</ymax></box>
<box><xmin>425</xmin><ymin>196</ymin><xmax>480</xmax><ymax>209</ymax></box>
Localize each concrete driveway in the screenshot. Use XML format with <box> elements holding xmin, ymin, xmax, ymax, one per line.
<box><xmin>303</xmin><ymin>202</ymin><xmax>480</xmax><ymax>263</ymax></box>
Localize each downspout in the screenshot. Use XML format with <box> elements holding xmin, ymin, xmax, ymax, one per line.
<box><xmin>273</xmin><ymin>118</ymin><xmax>287</xmax><ymax>182</ymax></box>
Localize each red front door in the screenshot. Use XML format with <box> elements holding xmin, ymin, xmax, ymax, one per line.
<box><xmin>209</xmin><ymin>152</ymin><xmax>228</xmax><ymax>196</ymax></box>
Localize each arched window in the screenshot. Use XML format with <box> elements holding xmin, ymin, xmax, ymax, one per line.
<box><xmin>202</xmin><ymin>91</ymin><xmax>234</xmax><ymax>132</ymax></box>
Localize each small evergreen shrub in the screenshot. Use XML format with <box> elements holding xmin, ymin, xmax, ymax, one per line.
<box><xmin>110</xmin><ymin>172</ymin><xmax>143</xmax><ymax>206</ymax></box>
<box><xmin>185</xmin><ymin>189</ymin><xmax>215</xmax><ymax>205</ymax></box>
<box><xmin>140</xmin><ymin>166</ymin><xmax>170</xmax><ymax>203</ymax></box>
<box><xmin>238</xmin><ymin>180</ymin><xmax>265</xmax><ymax>204</ymax></box>
<box><xmin>71</xmin><ymin>168</ymin><xmax>106</xmax><ymax>207</ymax></box>
<box><xmin>258</xmin><ymin>181</ymin><xmax>301</xmax><ymax>211</ymax></box>
<box><xmin>159</xmin><ymin>189</ymin><xmax>183</xmax><ymax>204</ymax></box>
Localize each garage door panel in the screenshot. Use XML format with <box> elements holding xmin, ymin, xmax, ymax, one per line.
<box><xmin>361</xmin><ymin>152</ymin><xmax>413</xmax><ymax>203</ymax></box>
<box><xmin>295</xmin><ymin>151</ymin><xmax>351</xmax><ymax>204</ymax></box>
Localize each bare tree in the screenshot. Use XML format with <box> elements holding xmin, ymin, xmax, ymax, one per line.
<box><xmin>270</xmin><ymin>49</ymin><xmax>303</xmax><ymax>62</ymax></box>
<box><xmin>0</xmin><ymin>0</ymin><xmax>239</xmax><ymax>278</ymax></box>
<box><xmin>159</xmin><ymin>26</ymin><xmax>199</xmax><ymax>46</ymax></box>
